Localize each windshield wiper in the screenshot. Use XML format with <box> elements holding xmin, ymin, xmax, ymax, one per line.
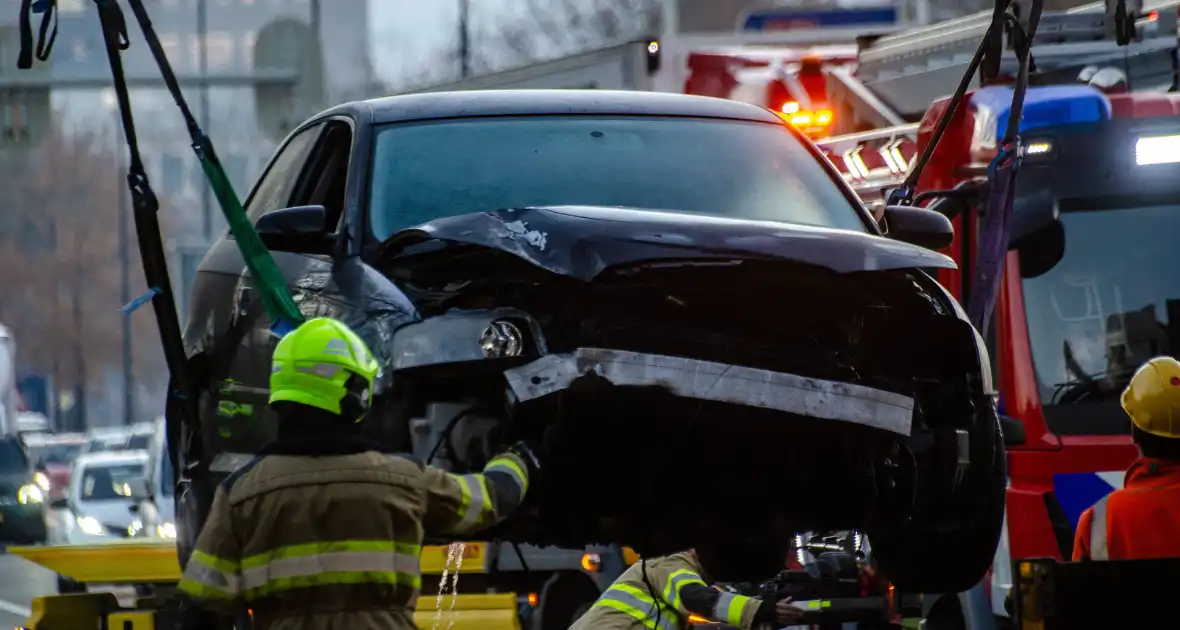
<box><xmin>1051</xmin><ymin>340</ymin><xmax>1134</xmax><ymax>404</ymax></box>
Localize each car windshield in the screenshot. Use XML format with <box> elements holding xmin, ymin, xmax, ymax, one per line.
<box><xmin>368</xmin><ymin>115</ymin><xmax>867</xmax><ymax>239</ymax></box>
<box><xmin>0</xmin><ymin>437</ymin><xmax>28</xmax><ymax>474</ymax></box>
<box><xmin>28</xmin><ymin>443</ymin><xmax>83</xmax><ymax>466</ymax></box>
<box><xmin>80</xmin><ymin>463</ymin><xmax>144</xmax><ymax>501</ymax></box>
<box><xmin>1022</xmin><ymin>204</ymin><xmax>1180</xmax><ymax>435</ymax></box>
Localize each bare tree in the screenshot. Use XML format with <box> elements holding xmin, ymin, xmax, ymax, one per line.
<box><xmin>483</xmin><ymin>0</ymin><xmax>660</xmax><ymax>69</ymax></box>
<box><xmin>0</xmin><ymin>127</ymin><xmax>168</xmax><ymax>413</ymax></box>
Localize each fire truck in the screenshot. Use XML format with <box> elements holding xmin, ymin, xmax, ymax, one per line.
<box><xmin>811</xmin><ymin>1</ymin><xmax>1180</xmax><ymax>627</ymax></box>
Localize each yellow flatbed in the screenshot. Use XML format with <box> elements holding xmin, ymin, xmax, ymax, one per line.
<box><xmin>8</xmin><ymin>541</ymin><xmax>519</xmax><ymax>630</ymax></box>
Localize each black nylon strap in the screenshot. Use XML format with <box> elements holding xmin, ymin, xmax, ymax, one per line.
<box><xmin>17</xmin><ymin>0</ymin><xmax>58</xmax><ymax>69</ymax></box>
<box><xmin>93</xmin><ymin>0</ymin><xmax>192</xmax><ymax>401</ymax></box>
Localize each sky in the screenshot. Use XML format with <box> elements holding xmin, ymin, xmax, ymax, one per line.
<box><xmin>370</xmin><ymin>2</ymin><xmax>456</xmax><ymax>86</ymax></box>
<box><xmin>370</xmin><ymin>1</ymin><xmax>559</xmax><ymax>89</ymax></box>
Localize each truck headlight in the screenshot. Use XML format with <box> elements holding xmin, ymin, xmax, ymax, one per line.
<box><xmin>157</xmin><ymin>521</ymin><xmax>178</xmax><ymax>539</ymax></box>
<box><xmin>76</xmin><ymin>516</ymin><xmax>106</xmax><ymax>536</ymax></box>
<box><xmin>1136</xmin><ymin>134</ymin><xmax>1180</xmax><ymax>165</ymax></box>
<box><xmin>18</xmin><ymin>484</ymin><xmax>44</xmax><ymax>504</ymax></box>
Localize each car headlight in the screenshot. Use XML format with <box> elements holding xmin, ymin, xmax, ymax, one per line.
<box><xmin>128</xmin><ymin>519</ymin><xmax>144</xmax><ymax>537</ymax></box>
<box><xmin>34</xmin><ymin>472</ymin><xmax>50</xmax><ymax>491</ymax></box>
<box><xmin>76</xmin><ymin>515</ymin><xmax>106</xmax><ymax>536</ymax></box>
<box><xmin>156</xmin><ymin>521</ymin><xmax>177</xmax><ymax>539</ymax></box>
<box><xmin>18</xmin><ymin>484</ymin><xmax>44</xmax><ymax>504</ymax></box>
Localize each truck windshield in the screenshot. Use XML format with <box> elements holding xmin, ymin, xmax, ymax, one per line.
<box><xmin>368</xmin><ymin>115</ymin><xmax>867</xmax><ymax>239</ymax></box>
<box><xmin>1022</xmin><ymin>203</ymin><xmax>1180</xmax><ymax>435</ymax></box>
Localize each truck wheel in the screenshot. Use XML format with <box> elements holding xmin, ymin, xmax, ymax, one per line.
<box><xmin>870</xmin><ymin>418</ymin><xmax>1005</xmax><ymax>593</ymax></box>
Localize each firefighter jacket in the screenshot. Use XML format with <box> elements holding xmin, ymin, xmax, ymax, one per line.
<box><xmin>176</xmin><ymin>425</ymin><xmax>531</xmax><ymax>630</ymax></box>
<box><xmin>568</xmin><ymin>551</ymin><xmax>770</xmax><ymax>630</ymax></box>
<box><xmin>1073</xmin><ymin>457</ymin><xmax>1180</xmax><ymax>561</ymax></box>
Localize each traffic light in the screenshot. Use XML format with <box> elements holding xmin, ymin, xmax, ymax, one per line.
<box><xmin>253</xmin><ymin>18</ymin><xmax>324</xmax><ymax>143</ymax></box>
<box><xmin>0</xmin><ymin>25</ymin><xmax>51</xmax><ymax>150</ymax></box>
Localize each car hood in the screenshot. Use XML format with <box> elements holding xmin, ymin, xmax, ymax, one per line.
<box><xmin>398</xmin><ymin>206</ymin><xmax>956</xmax><ymax>281</ymax></box>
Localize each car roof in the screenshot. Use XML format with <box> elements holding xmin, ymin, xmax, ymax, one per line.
<box><xmin>75</xmin><ymin>451</ymin><xmax>149</xmax><ymax>468</ymax></box>
<box><xmin>348</xmin><ymin>90</ymin><xmax>785</xmax><ymax>126</ymax></box>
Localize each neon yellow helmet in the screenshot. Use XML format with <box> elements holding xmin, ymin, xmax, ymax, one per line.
<box><xmin>269</xmin><ymin>318</ymin><xmax>380</xmax><ymax>421</ymax></box>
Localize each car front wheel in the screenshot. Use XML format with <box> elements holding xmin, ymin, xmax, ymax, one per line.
<box><xmin>869</xmin><ymin>418</ymin><xmax>1006</xmax><ymax>593</ymax></box>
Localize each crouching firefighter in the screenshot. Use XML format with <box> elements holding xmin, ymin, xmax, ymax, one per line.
<box><xmin>1074</xmin><ymin>355</ymin><xmax>1180</xmax><ymax>561</ymax></box>
<box><xmin>569</xmin><ymin>549</ymin><xmax>804</xmax><ymax>630</ymax></box>
<box><xmin>175</xmin><ymin>317</ymin><xmax>540</xmax><ymax>630</ymax></box>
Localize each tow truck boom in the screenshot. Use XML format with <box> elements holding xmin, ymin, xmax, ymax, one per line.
<box><xmin>827</xmin><ymin>0</ymin><xmax>1180</xmax><ymax>133</ymax></box>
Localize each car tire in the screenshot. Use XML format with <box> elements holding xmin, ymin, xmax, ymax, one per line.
<box><xmin>56</xmin><ymin>573</ymin><xmax>87</xmax><ymax>594</ymax></box>
<box><xmin>870</xmin><ymin>417</ymin><xmax>1006</xmax><ymax>593</ymax></box>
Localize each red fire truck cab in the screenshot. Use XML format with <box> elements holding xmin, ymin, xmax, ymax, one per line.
<box><xmin>823</xmin><ymin>84</ymin><xmax>1180</xmax><ymax>625</ymax></box>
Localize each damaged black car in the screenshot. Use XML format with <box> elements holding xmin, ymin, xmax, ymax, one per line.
<box><xmin>179</xmin><ymin>89</ymin><xmax>1003</xmax><ymax>592</ymax></box>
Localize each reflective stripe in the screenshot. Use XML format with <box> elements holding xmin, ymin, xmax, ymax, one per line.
<box><xmin>484</xmin><ymin>456</ymin><xmax>528</xmax><ymax>495</ymax></box>
<box><xmin>238</xmin><ymin>540</ymin><xmax>422</xmax><ymax>596</ymax></box>
<box><xmin>712</xmin><ymin>591</ymin><xmax>752</xmax><ymax>627</ymax></box>
<box><xmin>452</xmin><ymin>474</ymin><xmax>489</xmax><ymax>531</ymax></box>
<box><xmin>294</xmin><ymin>362</ymin><xmax>342</xmax><ymax>379</ymax></box>
<box><xmin>1090</xmin><ymin>495</ymin><xmax>1110</xmax><ymax>561</ymax></box>
<box><xmin>662</xmin><ymin>569</ymin><xmax>706</xmax><ymax>612</ymax></box>
<box><xmin>323</xmin><ymin>338</ymin><xmax>352</xmax><ymax>357</ymax></box>
<box><xmin>179</xmin><ymin>550</ymin><xmax>240</xmax><ymax>599</ymax></box>
<box><xmin>594</xmin><ymin>585</ymin><xmax>678</xmax><ymax>630</ymax></box>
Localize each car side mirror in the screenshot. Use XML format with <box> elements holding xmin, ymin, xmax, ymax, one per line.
<box><xmin>125</xmin><ymin>476</ymin><xmax>152</xmax><ymax>502</ymax></box>
<box><xmin>880</xmin><ymin>205</ymin><xmax>955</xmax><ymax>250</ymax></box>
<box><xmin>49</xmin><ymin>497</ymin><xmax>68</xmax><ymax>510</ymax></box>
<box><xmin>255</xmin><ymin>205</ymin><xmax>334</xmax><ymax>255</ymax></box>
<box><xmin>1000</xmin><ymin>415</ymin><xmax>1026</xmax><ymax>447</ymax></box>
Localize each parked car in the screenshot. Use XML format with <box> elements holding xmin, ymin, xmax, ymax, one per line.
<box><xmin>127</xmin><ymin>418</ymin><xmax>175</xmax><ymax>540</ymax></box>
<box><xmin>0</xmin><ymin>434</ymin><xmax>48</xmax><ymax>543</ymax></box>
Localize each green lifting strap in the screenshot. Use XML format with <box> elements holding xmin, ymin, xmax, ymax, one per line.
<box><xmin>108</xmin><ymin>0</ymin><xmax>304</xmax><ymax>336</ymax></box>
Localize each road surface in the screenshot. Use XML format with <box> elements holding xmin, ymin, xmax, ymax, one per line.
<box><xmin>0</xmin><ymin>549</ymin><xmax>54</xmax><ymax>627</ymax></box>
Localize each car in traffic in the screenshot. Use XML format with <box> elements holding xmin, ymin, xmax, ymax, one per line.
<box><xmin>126</xmin><ymin>418</ymin><xmax>176</xmax><ymax>541</ymax></box>
<box><xmin>0</xmin><ymin>434</ymin><xmax>48</xmax><ymax>543</ymax></box>
<box><xmin>179</xmin><ymin>89</ymin><xmax>1001</xmax><ymax>591</ymax></box>
<box><xmin>23</xmin><ymin>432</ymin><xmax>87</xmax><ymax>502</ymax></box>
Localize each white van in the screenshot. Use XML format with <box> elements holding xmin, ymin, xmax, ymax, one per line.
<box><xmin>127</xmin><ymin>417</ymin><xmax>175</xmax><ymax>540</ymax></box>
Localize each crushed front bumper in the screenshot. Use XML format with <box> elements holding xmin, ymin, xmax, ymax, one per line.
<box><xmin>504</xmin><ymin>348</ymin><xmax>915</xmax><ymax>436</ymax></box>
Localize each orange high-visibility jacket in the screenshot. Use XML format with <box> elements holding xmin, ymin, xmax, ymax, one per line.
<box><xmin>1073</xmin><ymin>458</ymin><xmax>1180</xmax><ymax>561</ymax></box>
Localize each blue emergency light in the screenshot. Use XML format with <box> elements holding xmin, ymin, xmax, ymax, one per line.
<box><xmin>971</xmin><ymin>85</ymin><xmax>1112</xmax><ymax>140</ymax></box>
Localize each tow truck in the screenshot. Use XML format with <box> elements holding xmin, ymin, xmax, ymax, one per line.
<box><xmin>811</xmin><ymin>0</ymin><xmax>1180</xmax><ymax>626</ymax></box>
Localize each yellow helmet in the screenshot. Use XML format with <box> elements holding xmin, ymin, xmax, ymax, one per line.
<box><xmin>1121</xmin><ymin>356</ymin><xmax>1180</xmax><ymax>439</ymax></box>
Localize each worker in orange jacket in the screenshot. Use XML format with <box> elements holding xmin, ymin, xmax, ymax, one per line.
<box><xmin>1073</xmin><ymin>356</ymin><xmax>1180</xmax><ymax>561</ymax></box>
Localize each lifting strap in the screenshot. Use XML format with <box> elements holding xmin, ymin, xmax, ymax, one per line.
<box><xmin>113</xmin><ymin>0</ymin><xmax>305</xmax><ymax>336</ymax></box>
<box><xmin>16</xmin><ymin>0</ymin><xmax>58</xmax><ymax>69</ymax></box>
<box><xmin>967</xmin><ymin>0</ymin><xmax>1046</xmax><ymax>337</ymax></box>
<box><xmin>89</xmin><ymin>0</ymin><xmax>194</xmax><ymax>404</ymax></box>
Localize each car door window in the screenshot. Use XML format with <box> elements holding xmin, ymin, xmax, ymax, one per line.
<box><xmin>245</xmin><ymin>122</ymin><xmax>325</xmax><ymax>221</ymax></box>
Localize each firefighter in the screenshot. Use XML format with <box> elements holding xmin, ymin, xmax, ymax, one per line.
<box><xmin>1073</xmin><ymin>356</ymin><xmax>1180</xmax><ymax>561</ymax></box>
<box><xmin>568</xmin><ymin>548</ymin><xmax>804</xmax><ymax>630</ymax></box>
<box><xmin>175</xmin><ymin>317</ymin><xmax>539</xmax><ymax>629</ymax></box>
